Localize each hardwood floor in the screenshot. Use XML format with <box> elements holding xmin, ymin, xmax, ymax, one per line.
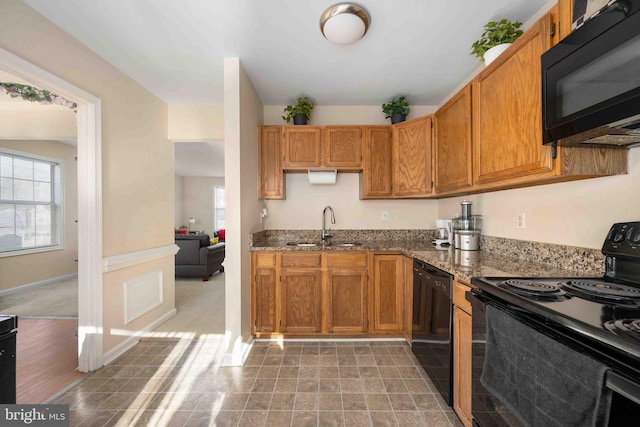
<box><xmin>16</xmin><ymin>318</ymin><xmax>85</xmax><ymax>403</ymax></box>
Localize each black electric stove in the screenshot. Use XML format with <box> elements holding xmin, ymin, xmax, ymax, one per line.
<box><xmin>470</xmin><ymin>222</ymin><xmax>640</xmax><ymax>427</ymax></box>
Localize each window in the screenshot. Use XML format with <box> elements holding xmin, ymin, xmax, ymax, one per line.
<box><xmin>0</xmin><ymin>149</ymin><xmax>63</xmax><ymax>256</ymax></box>
<box><xmin>214</xmin><ymin>186</ymin><xmax>225</xmax><ymax>230</ymax></box>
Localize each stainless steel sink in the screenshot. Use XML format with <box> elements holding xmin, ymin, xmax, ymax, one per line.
<box><xmin>330</xmin><ymin>242</ymin><xmax>362</xmax><ymax>247</ymax></box>
<box><xmin>286</xmin><ymin>242</ymin><xmax>321</xmax><ymax>247</ymax></box>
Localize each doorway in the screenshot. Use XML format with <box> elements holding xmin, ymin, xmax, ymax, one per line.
<box><xmin>0</xmin><ymin>48</ymin><xmax>103</xmax><ymax>380</ymax></box>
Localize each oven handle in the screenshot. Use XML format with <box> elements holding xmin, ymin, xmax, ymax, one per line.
<box><xmin>606</xmin><ymin>371</ymin><xmax>640</xmax><ymax>405</ymax></box>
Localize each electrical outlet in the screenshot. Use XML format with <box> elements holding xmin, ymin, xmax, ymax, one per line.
<box><xmin>516</xmin><ymin>212</ymin><xmax>525</xmax><ymax>230</ymax></box>
<box><xmin>381</xmin><ymin>210</ymin><xmax>389</xmax><ymax>221</ymax></box>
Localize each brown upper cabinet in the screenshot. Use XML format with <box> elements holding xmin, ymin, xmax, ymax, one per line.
<box><xmin>282</xmin><ymin>126</ymin><xmax>362</xmax><ymax>170</ymax></box>
<box><xmin>283</xmin><ymin>126</ymin><xmax>322</xmax><ymax>168</ymax></box>
<box><xmin>473</xmin><ymin>14</ymin><xmax>555</xmax><ymax>186</ymax></box>
<box><xmin>471</xmin><ymin>11</ymin><xmax>626</xmax><ymax>192</ymax></box>
<box><xmin>434</xmin><ymin>85</ymin><xmax>473</xmax><ymax>195</ymax></box>
<box><xmin>323</xmin><ymin>126</ymin><xmax>363</xmax><ymax>169</ymax></box>
<box><xmin>360</xmin><ymin>126</ymin><xmax>393</xmax><ymax>198</ymax></box>
<box><xmin>393</xmin><ymin>116</ymin><xmax>433</xmax><ymax>197</ymax></box>
<box><xmin>258</xmin><ymin>126</ymin><xmax>285</xmax><ymax>199</ymax></box>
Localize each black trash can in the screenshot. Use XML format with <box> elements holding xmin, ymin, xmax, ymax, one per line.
<box><xmin>0</xmin><ymin>315</ymin><xmax>18</xmax><ymax>404</ymax></box>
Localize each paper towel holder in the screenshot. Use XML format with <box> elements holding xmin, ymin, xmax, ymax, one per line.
<box><xmin>308</xmin><ymin>169</ymin><xmax>337</xmax><ymax>185</ymax></box>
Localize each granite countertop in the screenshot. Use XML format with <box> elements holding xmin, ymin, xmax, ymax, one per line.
<box><xmin>250</xmin><ymin>238</ymin><xmax>592</xmax><ymax>284</ymax></box>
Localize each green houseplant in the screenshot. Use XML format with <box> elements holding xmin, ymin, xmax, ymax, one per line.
<box><xmin>382</xmin><ymin>96</ymin><xmax>410</xmax><ymax>124</ymax></box>
<box><xmin>282</xmin><ymin>96</ymin><xmax>314</xmax><ymax>125</ymax></box>
<box><xmin>470</xmin><ymin>18</ymin><xmax>523</xmax><ymax>64</ymax></box>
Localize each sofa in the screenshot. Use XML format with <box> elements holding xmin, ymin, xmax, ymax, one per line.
<box><xmin>175</xmin><ymin>234</ymin><xmax>225</xmax><ymax>281</ymax></box>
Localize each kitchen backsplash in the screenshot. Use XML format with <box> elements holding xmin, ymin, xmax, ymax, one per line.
<box><xmin>251</xmin><ymin>229</ymin><xmax>606</xmax><ymax>276</ymax></box>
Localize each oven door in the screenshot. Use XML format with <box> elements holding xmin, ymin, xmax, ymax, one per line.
<box><xmin>469</xmin><ymin>290</ymin><xmax>640</xmax><ymax>427</ymax></box>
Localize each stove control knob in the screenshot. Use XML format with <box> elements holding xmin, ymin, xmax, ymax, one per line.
<box><xmin>613</xmin><ymin>231</ymin><xmax>625</xmax><ymax>244</ymax></box>
<box><xmin>631</xmin><ymin>228</ymin><xmax>640</xmax><ymax>245</ymax></box>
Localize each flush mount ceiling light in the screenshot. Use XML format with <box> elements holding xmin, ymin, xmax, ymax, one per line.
<box><xmin>320</xmin><ymin>3</ymin><xmax>370</xmax><ymax>45</ymax></box>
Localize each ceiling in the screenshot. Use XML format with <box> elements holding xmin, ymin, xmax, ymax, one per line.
<box><xmin>21</xmin><ymin>0</ymin><xmax>548</xmax><ymax>107</ymax></box>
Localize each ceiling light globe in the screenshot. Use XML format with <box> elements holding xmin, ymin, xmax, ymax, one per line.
<box><xmin>320</xmin><ymin>3</ymin><xmax>370</xmax><ymax>45</ymax></box>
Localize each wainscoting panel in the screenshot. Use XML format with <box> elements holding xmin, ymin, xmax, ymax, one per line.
<box><xmin>124</xmin><ymin>270</ymin><xmax>163</xmax><ymax>324</ymax></box>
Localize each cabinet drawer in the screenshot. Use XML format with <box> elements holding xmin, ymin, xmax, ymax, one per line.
<box><xmin>254</xmin><ymin>252</ymin><xmax>277</xmax><ymax>268</ymax></box>
<box><xmin>325</xmin><ymin>252</ymin><xmax>367</xmax><ymax>268</ymax></box>
<box><xmin>453</xmin><ymin>281</ymin><xmax>472</xmax><ymax>314</ymax></box>
<box><xmin>281</xmin><ymin>253</ymin><xmax>322</xmax><ymax>268</ymax></box>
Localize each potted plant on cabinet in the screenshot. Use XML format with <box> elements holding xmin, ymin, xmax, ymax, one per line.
<box><xmin>282</xmin><ymin>96</ymin><xmax>314</xmax><ymax>125</ymax></box>
<box><xmin>382</xmin><ymin>96</ymin><xmax>410</xmax><ymax>124</ymax></box>
<box><xmin>470</xmin><ymin>18</ymin><xmax>523</xmax><ymax>66</ymax></box>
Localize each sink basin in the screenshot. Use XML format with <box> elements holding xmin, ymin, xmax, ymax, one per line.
<box><xmin>286</xmin><ymin>242</ymin><xmax>321</xmax><ymax>247</ymax></box>
<box><xmin>330</xmin><ymin>242</ymin><xmax>362</xmax><ymax>247</ymax></box>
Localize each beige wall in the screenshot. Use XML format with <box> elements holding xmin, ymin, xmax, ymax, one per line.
<box><xmin>224</xmin><ymin>58</ymin><xmax>263</xmax><ymax>364</ymax></box>
<box><xmin>264</xmin><ymin>105</ymin><xmax>436</xmax><ymax>126</ymax></box>
<box><xmin>265</xmin><ymin>174</ymin><xmax>438</xmax><ymax>230</ymax></box>
<box><xmin>179</xmin><ymin>176</ymin><xmax>225</xmax><ymax>234</ymax></box>
<box><xmin>0</xmin><ymin>104</ymin><xmax>76</xmax><ymax>141</ymax></box>
<box><xmin>439</xmin><ymin>148</ymin><xmax>640</xmax><ymax>249</ymax></box>
<box><xmin>0</xmin><ymin>140</ymin><xmax>78</xmax><ymax>291</ymax></box>
<box><xmin>174</xmin><ymin>175</ymin><xmax>184</xmax><ymax>228</ymax></box>
<box><xmin>168</xmin><ymin>104</ymin><xmax>224</xmax><ymax>141</ymax></box>
<box><xmin>0</xmin><ymin>0</ymin><xmax>175</xmax><ymax>355</ymax></box>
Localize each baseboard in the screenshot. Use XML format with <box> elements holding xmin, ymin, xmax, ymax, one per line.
<box><xmin>222</xmin><ymin>335</ymin><xmax>255</xmax><ymax>367</ymax></box>
<box><xmin>101</xmin><ymin>308</ymin><xmax>177</xmax><ymax>366</ymax></box>
<box><xmin>0</xmin><ymin>273</ymin><xmax>78</xmax><ymax>296</ymax></box>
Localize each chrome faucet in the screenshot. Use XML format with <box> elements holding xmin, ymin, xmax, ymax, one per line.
<box><xmin>322</xmin><ymin>206</ymin><xmax>336</xmax><ymax>242</ymax></box>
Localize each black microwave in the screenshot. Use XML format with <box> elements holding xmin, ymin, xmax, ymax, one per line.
<box><xmin>542</xmin><ymin>0</ymin><xmax>640</xmax><ymax>147</ymax></box>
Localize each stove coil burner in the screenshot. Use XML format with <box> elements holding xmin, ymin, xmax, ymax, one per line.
<box><xmin>499</xmin><ymin>279</ymin><xmax>567</xmax><ymax>299</ymax></box>
<box><xmin>604</xmin><ymin>318</ymin><xmax>640</xmax><ymax>341</ymax></box>
<box><xmin>562</xmin><ymin>280</ymin><xmax>640</xmax><ymax>304</ymax></box>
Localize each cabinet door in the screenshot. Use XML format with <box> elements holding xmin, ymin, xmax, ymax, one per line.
<box><xmin>473</xmin><ymin>14</ymin><xmax>555</xmax><ymax>186</ymax></box>
<box><xmin>323</xmin><ymin>126</ymin><xmax>362</xmax><ymax>168</ymax></box>
<box><xmin>453</xmin><ymin>305</ymin><xmax>473</xmax><ymax>427</ymax></box>
<box><xmin>326</xmin><ymin>268</ymin><xmax>367</xmax><ymax>333</ymax></box>
<box><xmin>361</xmin><ymin>126</ymin><xmax>393</xmax><ymax>198</ymax></box>
<box><xmin>254</xmin><ymin>268</ymin><xmax>277</xmax><ymax>333</ymax></box>
<box><xmin>280</xmin><ymin>269</ymin><xmax>322</xmax><ymax>333</ymax></box>
<box><xmin>434</xmin><ymin>85</ymin><xmax>473</xmax><ymax>194</ymax></box>
<box><xmin>372</xmin><ymin>255</ymin><xmax>404</xmax><ymax>332</ymax></box>
<box><xmin>252</xmin><ymin>252</ymin><xmax>278</xmax><ymax>334</ymax></box>
<box><xmin>258</xmin><ymin>126</ymin><xmax>285</xmax><ymax>199</ymax></box>
<box><xmin>283</xmin><ymin>127</ymin><xmax>322</xmax><ymax>168</ymax></box>
<box><xmin>392</xmin><ymin>116</ymin><xmax>433</xmax><ymax>197</ymax></box>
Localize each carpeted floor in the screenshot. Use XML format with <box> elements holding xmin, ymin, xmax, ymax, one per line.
<box><xmin>150</xmin><ymin>273</ymin><xmax>225</xmax><ymax>337</ymax></box>
<box><xmin>0</xmin><ymin>278</ymin><xmax>78</xmax><ymax>318</ymax></box>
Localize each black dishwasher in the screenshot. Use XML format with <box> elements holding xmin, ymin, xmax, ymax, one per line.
<box><xmin>411</xmin><ymin>259</ymin><xmax>453</xmax><ymax>406</ymax></box>
<box><xmin>0</xmin><ymin>315</ymin><xmax>18</xmax><ymax>404</ymax></box>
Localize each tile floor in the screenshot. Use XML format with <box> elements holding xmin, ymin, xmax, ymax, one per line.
<box><xmin>54</xmin><ymin>338</ymin><xmax>463</xmax><ymax>426</ymax></box>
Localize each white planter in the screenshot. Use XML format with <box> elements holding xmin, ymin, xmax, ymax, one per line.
<box><xmin>484</xmin><ymin>43</ymin><xmax>511</xmax><ymax>66</ymax></box>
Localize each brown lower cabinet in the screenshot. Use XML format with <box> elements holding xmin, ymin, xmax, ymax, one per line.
<box><xmin>371</xmin><ymin>254</ymin><xmax>405</xmax><ymax>333</ymax></box>
<box><xmin>251</xmin><ymin>251</ymin><xmax>406</xmax><ymax>336</ymax></box>
<box><xmin>453</xmin><ymin>279</ymin><xmax>473</xmax><ymax>427</ymax></box>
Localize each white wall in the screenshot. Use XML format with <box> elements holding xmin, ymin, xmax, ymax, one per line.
<box><xmin>168</xmin><ymin>104</ymin><xmax>224</xmax><ymax>141</ymax></box>
<box><xmin>438</xmin><ymin>148</ymin><xmax>640</xmax><ymax>249</ymax></box>
<box><xmin>0</xmin><ymin>102</ymin><xmax>76</xmax><ymax>141</ymax></box>
<box><xmin>224</xmin><ymin>58</ymin><xmax>263</xmax><ymax>365</ymax></box>
<box><xmin>180</xmin><ymin>176</ymin><xmax>225</xmax><ymax>234</ymax></box>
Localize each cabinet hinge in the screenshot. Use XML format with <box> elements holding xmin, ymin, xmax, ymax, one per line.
<box><xmin>550</xmin><ymin>22</ymin><xmax>556</xmax><ymax>37</ymax></box>
<box><xmin>279</xmin><ymin>320</ymin><xmax>282</xmax><ymax>326</ymax></box>
<box><xmin>430</xmin><ymin>121</ymin><xmax>433</xmax><ymax>129</ymax></box>
<box><xmin>431</xmin><ymin>181</ymin><xmax>434</xmax><ymax>189</ymax></box>
<box><xmin>551</xmin><ymin>142</ymin><xmax>558</xmax><ymax>160</ymax></box>
<box><xmin>254</xmin><ymin>320</ymin><xmax>257</xmax><ymax>327</ymax></box>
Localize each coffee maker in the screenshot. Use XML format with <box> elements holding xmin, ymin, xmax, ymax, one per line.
<box><xmin>433</xmin><ymin>219</ymin><xmax>453</xmax><ymax>248</ymax></box>
<box><xmin>452</xmin><ymin>201</ymin><xmax>482</xmax><ymax>251</ymax></box>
